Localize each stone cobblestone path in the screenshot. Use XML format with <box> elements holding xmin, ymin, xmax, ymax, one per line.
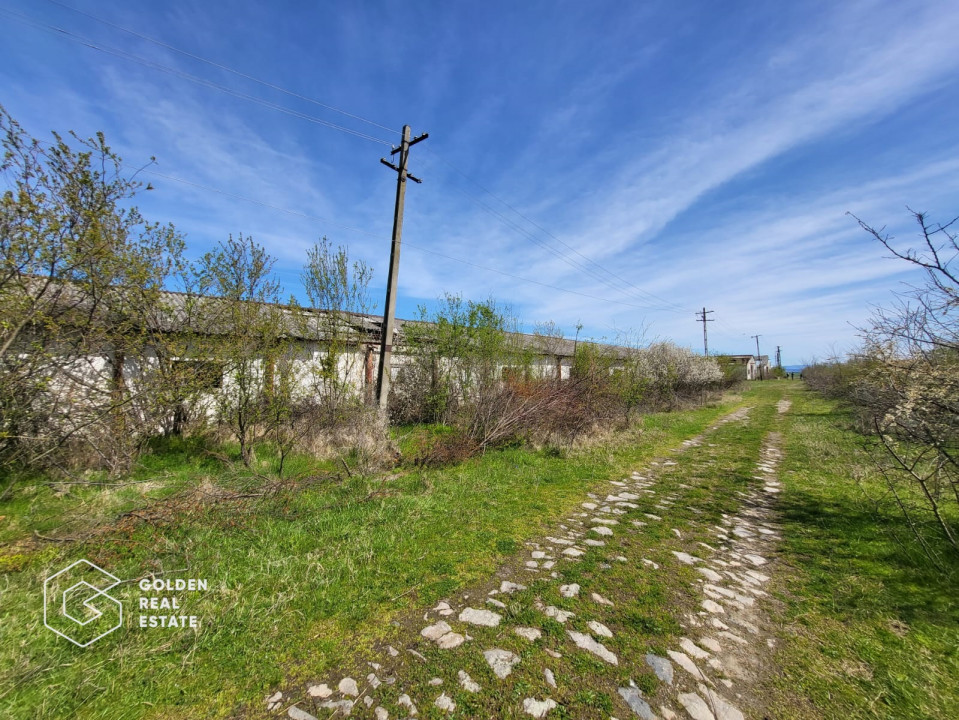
<box><xmin>265</xmin><ymin>400</ymin><xmax>792</xmax><ymax>719</ymax></box>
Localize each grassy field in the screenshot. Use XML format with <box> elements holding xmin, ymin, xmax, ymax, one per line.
<box><xmin>767</xmin><ymin>385</ymin><xmax>959</xmax><ymax>720</ymax></box>
<box><xmin>2</xmin><ymin>383</ymin><xmax>957</xmax><ymax>719</ymax></box>
<box><xmin>0</xmin><ymin>392</ymin><xmax>743</xmax><ymax>719</ymax></box>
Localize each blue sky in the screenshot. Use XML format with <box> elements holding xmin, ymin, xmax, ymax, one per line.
<box><xmin>3</xmin><ymin>0</ymin><xmax>959</xmax><ymax>364</ymax></box>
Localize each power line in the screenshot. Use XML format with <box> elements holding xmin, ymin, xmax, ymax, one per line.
<box><xmin>10</xmin><ymin>3</ymin><xmax>692</xmax><ymax>316</ymax></box>
<box><xmin>43</xmin><ymin>0</ymin><xmax>398</xmax><ymax>136</ymax></box>
<box><xmin>7</xmin><ymin>4</ymin><xmax>698</xmax><ymax>318</ymax></box>
<box><xmin>424</xmin><ymin>147</ymin><xmax>693</xmax><ymax>315</ymax></box>
<box><xmin>137</xmin><ymin>168</ymin><xmax>676</xmax><ymax>314</ymax></box>
<box><xmin>141</xmin><ymin>168</ymin><xmax>383</xmax><ymax>239</ymax></box>
<box><xmin>401</xmin><ymin>242</ymin><xmax>683</xmax><ymax>312</ymax></box>
<box><xmin>420</xmin><ymin>154</ymin><xmax>689</xmax><ymax>314</ymax></box>
<box><xmin>0</xmin><ymin>6</ymin><xmax>394</xmax><ymax>146</ymax></box>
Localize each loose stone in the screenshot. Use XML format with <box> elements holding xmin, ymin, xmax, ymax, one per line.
<box><xmin>562</xmin><ymin>547</ymin><xmax>585</xmax><ymax>557</ymax></box>
<box><xmin>544</xmin><ymin>668</ymin><xmax>556</xmax><ymax>688</ymax></box>
<box><xmin>667</xmin><ymin>650</ymin><xmax>707</xmax><ymax>681</ymax></box>
<box><xmin>588</xmin><ymin>620</ymin><xmax>613</xmax><ymax>638</ymax></box>
<box><xmin>698</xmin><ymin>684</ymin><xmax>745</xmax><ymax>720</ymax></box>
<box><xmin>702</xmin><ymin>599</ymin><xmax>725</xmax><ymax>613</ymax></box>
<box><xmin>591</xmin><ymin>592</ymin><xmax>615</xmax><ymax>606</ymax></box>
<box><xmin>338</xmin><ymin>678</ymin><xmax>359</xmax><ymax>696</ymax></box>
<box><xmin>677</xmin><ymin>692</ymin><xmax>715</xmax><ymax>720</ymax></box>
<box><xmin>680</xmin><ymin>637</ymin><xmax>711</xmax><ymax>660</ymax></box>
<box><xmin>523</xmin><ymin>698</ymin><xmax>558</xmax><ymax>718</ymax></box>
<box><xmin>697</xmin><ymin>567</ymin><xmax>723</xmax><ymax>582</ymax></box>
<box><xmin>618</xmin><ymin>687</ymin><xmax>656</xmax><ymax>720</ymax></box>
<box><xmin>374</xmin><ymin>708</ymin><xmax>388</xmax><ymax>720</ymax></box>
<box><xmin>704</xmin><ymin>584</ymin><xmax>736</xmax><ymax>599</ymax></box>
<box><xmin>559</xmin><ymin>583</ymin><xmax>580</xmax><ymax>598</ymax></box>
<box><xmin>429</xmin><ymin>678</ymin><xmax>443</xmax><ymax>686</ymax></box>
<box><xmin>288</xmin><ymin>706</ymin><xmax>319</xmax><ymax>720</ymax></box>
<box><xmin>501</xmin><ymin>581</ymin><xmax>528</xmax><ymax>593</ymax></box>
<box><xmin>543</xmin><ymin>605</ymin><xmax>575</xmax><ymax>623</ymax></box>
<box><xmin>308</xmin><ymin>684</ymin><xmax>332</xmax><ymax>698</ymax></box>
<box><xmin>699</xmin><ymin>637</ymin><xmax>722</xmax><ymax>653</ymax></box>
<box><xmin>459</xmin><ymin>607</ymin><xmax>502</xmax><ymax>627</ymax></box>
<box><xmin>421</xmin><ymin>621</ymin><xmax>452</xmax><ymax>641</ymax></box>
<box><xmin>568</xmin><ymin>630</ymin><xmax>618</xmax><ymax>664</ymax></box>
<box><xmin>584</xmin><ymin>539</ymin><xmax>606</xmax><ymax>547</ymax></box>
<box><xmin>318</xmin><ymin>700</ymin><xmax>353</xmax><ymax>716</ymax></box>
<box><xmin>718</xmin><ymin>630</ymin><xmax>749</xmax><ymax>645</ymax></box>
<box><xmin>398</xmin><ymin>694</ymin><xmax>417</xmax><ymax>716</ymax></box>
<box><xmin>591</xmin><ymin>525</ymin><xmax>614</xmax><ymax>537</ymax></box>
<box><xmin>436</xmin><ymin>632</ymin><xmax>466</xmax><ymax>649</ymax></box>
<box><xmin>672</xmin><ymin>551</ymin><xmax>700</xmax><ymax>565</ymax></box>
<box><xmin>644</xmin><ymin>653</ymin><xmax>674</xmax><ymax>684</ymax></box>
<box><xmin>458</xmin><ymin>669</ymin><xmax>481</xmax><ymax>692</ymax></box>
<box><xmin>484</xmin><ymin>648</ymin><xmax>521</xmax><ymax>679</ymax></box>
<box><xmin>642</xmin><ymin>558</ymin><xmax>660</xmax><ymax>569</ymax></box>
<box><xmin>514</xmin><ymin>626</ymin><xmax>542</xmax><ymax>642</ymax></box>
<box><xmin>265</xmin><ymin>691</ymin><xmax>282</xmax><ymax>711</ymax></box>
<box><xmin>434</xmin><ymin>693</ymin><xmax>456</xmax><ymax>713</ymax></box>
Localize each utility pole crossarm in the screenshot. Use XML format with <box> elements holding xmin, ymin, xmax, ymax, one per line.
<box><xmin>376</xmin><ymin>125</ymin><xmax>427</xmax><ymax>412</ymax></box>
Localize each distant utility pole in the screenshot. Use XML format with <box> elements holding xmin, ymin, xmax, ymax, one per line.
<box><xmin>376</xmin><ymin>125</ymin><xmax>428</xmax><ymax>410</ymax></box>
<box><xmin>776</xmin><ymin>345</ymin><xmax>782</xmax><ymax>368</ymax></box>
<box><xmin>751</xmin><ymin>334</ymin><xmax>763</xmax><ymax>380</ymax></box>
<box><xmin>695</xmin><ymin>307</ymin><xmax>714</xmax><ymax>356</ymax></box>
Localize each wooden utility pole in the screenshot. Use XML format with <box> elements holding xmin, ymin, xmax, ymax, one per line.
<box><xmin>376</xmin><ymin>125</ymin><xmax>428</xmax><ymax>410</ymax></box>
<box><xmin>776</xmin><ymin>345</ymin><xmax>782</xmax><ymax>368</ymax></box>
<box><xmin>751</xmin><ymin>334</ymin><xmax>763</xmax><ymax>380</ymax></box>
<box><xmin>695</xmin><ymin>307</ymin><xmax>714</xmax><ymax>356</ymax></box>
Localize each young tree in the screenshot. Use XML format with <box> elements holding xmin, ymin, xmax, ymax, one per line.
<box><xmin>194</xmin><ymin>234</ymin><xmax>291</xmax><ymax>467</ymax></box>
<box><xmin>851</xmin><ymin>210</ymin><xmax>959</xmax><ymax>565</ymax></box>
<box><xmin>301</xmin><ymin>237</ymin><xmax>374</xmax><ymax>421</ymax></box>
<box><xmin>0</xmin><ymin>105</ymin><xmax>183</xmax><ymax>478</ymax></box>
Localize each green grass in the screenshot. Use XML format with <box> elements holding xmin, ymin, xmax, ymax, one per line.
<box><xmin>331</xmin><ymin>388</ymin><xmax>782</xmax><ymax>719</ymax></box>
<box><xmin>0</xmin><ymin>394</ymin><xmax>744</xmax><ymax>719</ymax></box>
<box><xmin>768</xmin><ymin>385</ymin><xmax>959</xmax><ymax>720</ymax></box>
<box><xmin>6</xmin><ymin>382</ymin><xmax>955</xmax><ymax>719</ymax></box>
